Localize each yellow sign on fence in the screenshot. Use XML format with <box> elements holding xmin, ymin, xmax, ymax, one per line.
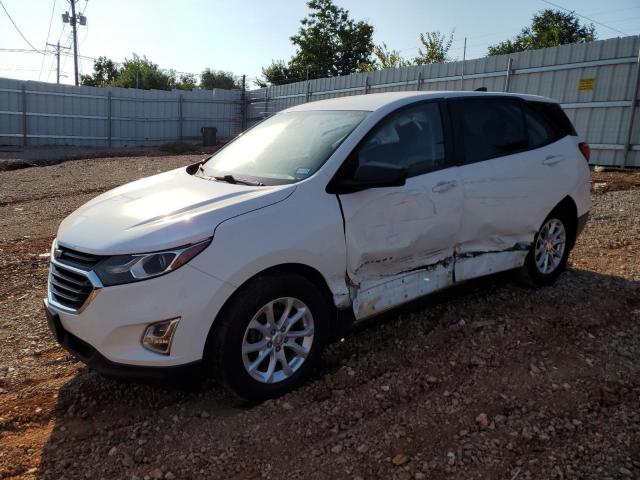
<box><xmin>578</xmin><ymin>78</ymin><xmax>596</xmax><ymax>91</ymax></box>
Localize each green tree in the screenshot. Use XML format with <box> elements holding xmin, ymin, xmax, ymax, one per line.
<box><xmin>111</xmin><ymin>54</ymin><xmax>175</xmax><ymax>90</ymax></box>
<box><xmin>259</xmin><ymin>0</ymin><xmax>374</xmax><ymax>86</ymax></box>
<box><xmin>488</xmin><ymin>9</ymin><xmax>596</xmax><ymax>56</ymax></box>
<box><xmin>173</xmin><ymin>73</ymin><xmax>198</xmax><ymax>90</ymax></box>
<box><xmin>360</xmin><ymin>43</ymin><xmax>411</xmax><ymax>71</ymax></box>
<box><xmin>171</xmin><ymin>72</ymin><xmax>197</xmax><ymax>90</ymax></box>
<box><xmin>413</xmin><ymin>31</ymin><xmax>454</xmax><ymax>65</ymax></box>
<box><xmin>256</xmin><ymin>60</ymin><xmax>300</xmax><ymax>87</ymax></box>
<box><xmin>80</xmin><ymin>56</ymin><xmax>120</xmax><ymax>87</ymax></box>
<box><xmin>200</xmin><ymin>68</ymin><xmax>240</xmax><ymax>90</ymax></box>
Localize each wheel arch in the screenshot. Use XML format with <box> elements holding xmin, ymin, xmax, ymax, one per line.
<box><xmin>549</xmin><ymin>195</ymin><xmax>578</xmax><ymax>248</ymax></box>
<box><xmin>202</xmin><ymin>262</ymin><xmax>340</xmax><ymax>361</ymax></box>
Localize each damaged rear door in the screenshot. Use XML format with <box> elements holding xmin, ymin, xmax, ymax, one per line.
<box><xmin>334</xmin><ymin>100</ymin><xmax>463</xmax><ymax>319</ymax></box>
<box><xmin>449</xmin><ymin>96</ymin><xmax>541</xmax><ymax>281</ymax></box>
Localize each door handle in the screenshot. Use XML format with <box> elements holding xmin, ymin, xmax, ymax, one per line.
<box><xmin>542</xmin><ymin>155</ymin><xmax>566</xmax><ymax>166</ymax></box>
<box><xmin>432</xmin><ymin>180</ymin><xmax>458</xmax><ymax>193</ymax></box>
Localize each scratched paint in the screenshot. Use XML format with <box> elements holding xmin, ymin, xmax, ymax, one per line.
<box><xmin>454</xmin><ymin>248</ymin><xmax>529</xmax><ymax>283</ymax></box>
<box><xmin>349</xmin><ymin>243</ymin><xmax>532</xmax><ymax>320</ymax></box>
<box><xmin>353</xmin><ymin>259</ymin><xmax>453</xmax><ymax>319</ymax></box>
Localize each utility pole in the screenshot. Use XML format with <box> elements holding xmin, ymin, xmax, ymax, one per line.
<box><xmin>70</xmin><ymin>0</ymin><xmax>79</xmax><ymax>85</ymax></box>
<box><xmin>47</xmin><ymin>42</ymin><xmax>70</xmax><ymax>84</ymax></box>
<box><xmin>62</xmin><ymin>0</ymin><xmax>87</xmax><ymax>86</ymax></box>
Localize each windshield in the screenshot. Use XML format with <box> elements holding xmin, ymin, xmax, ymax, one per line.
<box><xmin>200</xmin><ymin>110</ymin><xmax>369</xmax><ymax>185</ymax></box>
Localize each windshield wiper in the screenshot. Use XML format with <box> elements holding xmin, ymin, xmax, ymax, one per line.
<box><xmin>213</xmin><ymin>174</ymin><xmax>265</xmax><ymax>187</ymax></box>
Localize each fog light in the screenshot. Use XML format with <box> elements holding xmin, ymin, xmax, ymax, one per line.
<box><xmin>141</xmin><ymin>318</ymin><xmax>179</xmax><ymax>355</ymax></box>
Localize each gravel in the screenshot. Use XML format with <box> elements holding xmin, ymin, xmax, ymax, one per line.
<box><xmin>0</xmin><ymin>157</ymin><xmax>638</xmax><ymax>479</ymax></box>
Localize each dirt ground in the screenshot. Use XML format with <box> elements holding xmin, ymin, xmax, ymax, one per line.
<box><xmin>0</xmin><ymin>155</ymin><xmax>639</xmax><ymax>480</ymax></box>
<box><xmin>0</xmin><ymin>145</ymin><xmax>220</xmax><ymax>172</ymax></box>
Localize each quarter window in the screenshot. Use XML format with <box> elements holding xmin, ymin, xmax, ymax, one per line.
<box><xmin>524</xmin><ymin>105</ymin><xmax>558</xmax><ymax>148</ymax></box>
<box><xmin>528</xmin><ymin>101</ymin><xmax>577</xmax><ymax>137</ymax></box>
<box><xmin>354</xmin><ymin>102</ymin><xmax>447</xmax><ymax>177</ymax></box>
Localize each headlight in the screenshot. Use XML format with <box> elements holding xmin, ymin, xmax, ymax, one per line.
<box><xmin>94</xmin><ymin>238</ymin><xmax>211</xmax><ymax>286</ymax></box>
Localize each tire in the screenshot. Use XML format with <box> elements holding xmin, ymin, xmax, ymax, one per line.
<box><xmin>520</xmin><ymin>210</ymin><xmax>575</xmax><ymax>287</ymax></box>
<box><xmin>207</xmin><ymin>273</ymin><xmax>329</xmax><ymax>401</ymax></box>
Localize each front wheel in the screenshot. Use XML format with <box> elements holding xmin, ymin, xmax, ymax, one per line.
<box><xmin>207</xmin><ymin>273</ymin><xmax>329</xmax><ymax>401</ymax></box>
<box><xmin>521</xmin><ymin>214</ymin><xmax>573</xmax><ymax>286</ymax></box>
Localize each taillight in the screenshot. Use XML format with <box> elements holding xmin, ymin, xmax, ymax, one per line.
<box><xmin>578</xmin><ymin>142</ymin><xmax>591</xmax><ymax>162</ymax></box>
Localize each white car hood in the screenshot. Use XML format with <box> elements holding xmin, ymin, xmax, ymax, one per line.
<box><xmin>57</xmin><ymin>167</ymin><xmax>295</xmax><ymax>255</ymax></box>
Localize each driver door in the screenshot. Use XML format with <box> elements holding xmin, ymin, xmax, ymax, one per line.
<box><xmin>335</xmin><ymin>101</ymin><xmax>463</xmax><ymax>319</ymax></box>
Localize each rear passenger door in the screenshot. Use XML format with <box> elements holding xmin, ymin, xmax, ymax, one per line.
<box><xmin>449</xmin><ymin>97</ymin><xmax>553</xmax><ymax>281</ymax></box>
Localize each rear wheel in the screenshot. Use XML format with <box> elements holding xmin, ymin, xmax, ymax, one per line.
<box><xmin>207</xmin><ymin>273</ymin><xmax>329</xmax><ymax>401</ymax></box>
<box><xmin>521</xmin><ymin>213</ymin><xmax>574</xmax><ymax>286</ymax></box>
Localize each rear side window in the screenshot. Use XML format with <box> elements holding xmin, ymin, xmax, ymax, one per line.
<box><xmin>452</xmin><ymin>98</ymin><xmax>528</xmax><ymax>163</ymax></box>
<box><xmin>527</xmin><ymin>101</ymin><xmax>577</xmax><ymax>137</ymax></box>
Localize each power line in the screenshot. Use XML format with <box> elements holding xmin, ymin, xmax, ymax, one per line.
<box><xmin>0</xmin><ymin>0</ymin><xmax>46</xmax><ymax>52</ymax></box>
<box><xmin>0</xmin><ymin>47</ymin><xmax>48</xmax><ymax>53</ymax></box>
<box><xmin>47</xmin><ymin>14</ymin><xmax>68</xmax><ymax>81</ymax></box>
<box><xmin>59</xmin><ymin>33</ymin><xmax>74</xmax><ymax>80</ymax></box>
<box><xmin>39</xmin><ymin>0</ymin><xmax>58</xmax><ymax>80</ymax></box>
<box><xmin>0</xmin><ymin>67</ymin><xmax>43</xmax><ymax>72</ymax></box>
<box><xmin>582</xmin><ymin>5</ymin><xmax>640</xmax><ymax>18</ymax></box>
<box><xmin>540</xmin><ymin>0</ymin><xmax>630</xmax><ymax>36</ymax></box>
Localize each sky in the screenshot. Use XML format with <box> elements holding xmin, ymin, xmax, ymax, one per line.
<box><xmin>1</xmin><ymin>0</ymin><xmax>639</xmax><ymax>88</ymax></box>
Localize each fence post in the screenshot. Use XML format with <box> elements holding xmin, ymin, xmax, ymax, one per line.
<box><xmin>240</xmin><ymin>74</ymin><xmax>247</xmax><ymax>132</ymax></box>
<box><xmin>305</xmin><ymin>81</ymin><xmax>311</xmax><ymax>102</ymax></box>
<box><xmin>416</xmin><ymin>71</ymin><xmax>423</xmax><ymax>91</ymax></box>
<box><xmin>106</xmin><ymin>91</ymin><xmax>112</xmax><ymax>148</ymax></box>
<box><xmin>504</xmin><ymin>58</ymin><xmax>514</xmax><ymax>92</ymax></box>
<box><xmin>178</xmin><ymin>94</ymin><xmax>184</xmax><ymax>142</ymax></box>
<box><xmin>622</xmin><ymin>45</ymin><xmax>640</xmax><ymax>167</ymax></box>
<box><xmin>21</xmin><ymin>83</ymin><xmax>27</xmax><ymax>147</ymax></box>
<box><xmin>264</xmin><ymin>88</ymin><xmax>269</xmax><ymax>119</ymax></box>
<box><xmin>364</xmin><ymin>75</ymin><xmax>370</xmax><ymax>94</ymax></box>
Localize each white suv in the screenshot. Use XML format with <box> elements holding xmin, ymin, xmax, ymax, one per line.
<box><xmin>44</xmin><ymin>91</ymin><xmax>591</xmax><ymax>400</ymax></box>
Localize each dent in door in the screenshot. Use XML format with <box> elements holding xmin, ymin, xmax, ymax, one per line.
<box><xmin>345</xmin><ymin>188</ymin><xmax>457</xmax><ymax>319</ymax></box>
<box><xmin>346</xmin><ymin>189</ymin><xmax>457</xmax><ymax>281</ymax></box>
<box><xmin>454</xmin><ymin>166</ymin><xmax>542</xmax><ymax>282</ymax></box>
<box><xmin>458</xmin><ymin>169</ymin><xmax>543</xmax><ymax>254</ymax></box>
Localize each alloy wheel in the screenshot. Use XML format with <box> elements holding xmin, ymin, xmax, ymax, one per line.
<box><xmin>241</xmin><ymin>297</ymin><xmax>314</xmax><ymax>384</ymax></box>
<box><xmin>534</xmin><ymin>218</ymin><xmax>566</xmax><ymax>275</ymax></box>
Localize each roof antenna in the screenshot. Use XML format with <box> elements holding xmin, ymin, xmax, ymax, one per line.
<box><xmin>475</xmin><ymin>87</ymin><xmax>487</xmax><ymax>92</ymax></box>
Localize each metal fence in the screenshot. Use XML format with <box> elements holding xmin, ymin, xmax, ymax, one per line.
<box><xmin>0</xmin><ymin>78</ymin><xmax>243</xmax><ymax>148</ymax></box>
<box><xmin>248</xmin><ymin>35</ymin><xmax>640</xmax><ymax>167</ymax></box>
<box><xmin>1</xmin><ymin>36</ymin><xmax>639</xmax><ymax>166</ymax></box>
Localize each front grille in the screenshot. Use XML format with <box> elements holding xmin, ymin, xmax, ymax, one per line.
<box><xmin>56</xmin><ymin>245</ymin><xmax>103</xmax><ymax>270</ymax></box>
<box><xmin>49</xmin><ymin>263</ymin><xmax>94</xmax><ymax>310</ymax></box>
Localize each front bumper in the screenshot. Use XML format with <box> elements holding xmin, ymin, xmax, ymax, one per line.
<box><xmin>44</xmin><ymin>300</ymin><xmax>203</xmax><ymax>380</ymax></box>
<box><xmin>45</xmin><ymin>262</ymin><xmax>236</xmax><ymax>368</ymax></box>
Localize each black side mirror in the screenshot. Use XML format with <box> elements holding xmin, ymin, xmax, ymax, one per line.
<box><xmin>329</xmin><ymin>162</ymin><xmax>407</xmax><ymax>193</ymax></box>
